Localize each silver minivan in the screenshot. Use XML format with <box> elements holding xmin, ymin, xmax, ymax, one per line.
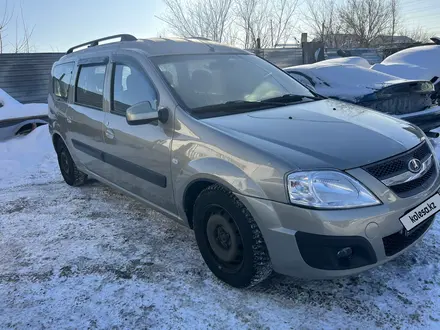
<box><xmin>49</xmin><ymin>35</ymin><xmax>440</xmax><ymax>288</ymax></box>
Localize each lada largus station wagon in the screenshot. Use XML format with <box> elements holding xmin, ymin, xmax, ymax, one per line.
<box><xmin>48</xmin><ymin>34</ymin><xmax>440</xmax><ymax>288</ymax></box>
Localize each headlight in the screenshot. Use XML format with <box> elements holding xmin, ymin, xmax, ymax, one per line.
<box><xmin>287</xmin><ymin>171</ymin><xmax>381</xmax><ymax>209</ymax></box>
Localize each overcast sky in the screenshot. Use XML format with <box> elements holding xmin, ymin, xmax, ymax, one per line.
<box><xmin>0</xmin><ymin>0</ymin><xmax>439</xmax><ymax>52</ymax></box>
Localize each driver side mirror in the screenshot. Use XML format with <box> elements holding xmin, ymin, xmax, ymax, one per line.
<box><xmin>126</xmin><ymin>101</ymin><xmax>168</xmax><ymax>125</ymax></box>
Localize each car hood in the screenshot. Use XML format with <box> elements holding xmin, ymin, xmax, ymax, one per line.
<box><xmin>202</xmin><ymin>99</ymin><xmax>424</xmax><ymax>170</ymax></box>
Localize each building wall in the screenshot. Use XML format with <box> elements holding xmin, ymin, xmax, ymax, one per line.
<box><xmin>0</xmin><ymin>53</ymin><xmax>64</xmax><ymax>104</ymax></box>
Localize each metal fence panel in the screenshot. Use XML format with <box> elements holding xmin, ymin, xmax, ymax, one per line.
<box><xmin>0</xmin><ymin>53</ymin><xmax>64</xmax><ymax>104</ymax></box>
<box><xmin>248</xmin><ymin>48</ymin><xmax>303</xmax><ymax>68</ymax></box>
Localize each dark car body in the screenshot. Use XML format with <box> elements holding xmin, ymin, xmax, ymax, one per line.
<box><xmin>285</xmin><ymin>61</ymin><xmax>440</xmax><ymax>133</ymax></box>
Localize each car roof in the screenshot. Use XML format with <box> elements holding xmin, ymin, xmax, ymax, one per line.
<box><xmin>58</xmin><ymin>36</ymin><xmax>249</xmax><ymax>63</ymax></box>
<box><xmin>136</xmin><ymin>37</ymin><xmax>248</xmax><ymax>56</ymax></box>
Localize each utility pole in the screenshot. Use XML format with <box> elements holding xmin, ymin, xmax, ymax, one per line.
<box><xmin>270</xmin><ymin>20</ymin><xmax>274</xmax><ymax>47</ymax></box>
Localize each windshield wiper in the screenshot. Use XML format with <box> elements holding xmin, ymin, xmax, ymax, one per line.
<box><xmin>191</xmin><ymin>99</ymin><xmax>281</xmax><ymax>117</ymax></box>
<box><xmin>224</xmin><ymin>99</ymin><xmax>286</xmax><ymax>106</ymax></box>
<box><xmin>261</xmin><ymin>94</ymin><xmax>324</xmax><ymax>104</ymax></box>
<box><xmin>192</xmin><ymin>95</ymin><xmax>320</xmax><ymax>117</ymax></box>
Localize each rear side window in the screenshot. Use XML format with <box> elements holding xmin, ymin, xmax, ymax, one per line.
<box><xmin>75</xmin><ymin>65</ymin><xmax>106</xmax><ymax>109</ymax></box>
<box><xmin>112</xmin><ymin>64</ymin><xmax>158</xmax><ymax>115</ymax></box>
<box><xmin>53</xmin><ymin>62</ymin><xmax>74</xmax><ymax>99</ymax></box>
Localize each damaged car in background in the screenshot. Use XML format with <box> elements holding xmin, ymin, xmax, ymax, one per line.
<box><xmin>0</xmin><ymin>88</ymin><xmax>48</xmax><ymax>141</ymax></box>
<box><xmin>284</xmin><ymin>60</ymin><xmax>440</xmax><ymax>137</ymax></box>
<box><xmin>372</xmin><ymin>37</ymin><xmax>440</xmax><ymax>100</ymax></box>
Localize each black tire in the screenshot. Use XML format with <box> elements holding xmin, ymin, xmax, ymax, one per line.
<box><xmin>56</xmin><ymin>139</ymin><xmax>87</xmax><ymax>186</ymax></box>
<box><xmin>193</xmin><ymin>184</ymin><xmax>272</xmax><ymax>288</ymax></box>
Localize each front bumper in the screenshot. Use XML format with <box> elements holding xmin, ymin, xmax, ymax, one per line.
<box><xmin>235</xmin><ymin>167</ymin><xmax>440</xmax><ymax>279</ymax></box>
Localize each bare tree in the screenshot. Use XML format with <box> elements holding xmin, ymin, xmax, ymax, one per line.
<box><xmin>235</xmin><ymin>0</ymin><xmax>300</xmax><ymax>48</ymax></box>
<box><xmin>11</xmin><ymin>3</ymin><xmax>35</xmax><ymax>53</ymax></box>
<box><xmin>302</xmin><ymin>0</ymin><xmax>344</xmax><ymax>47</ymax></box>
<box><xmin>159</xmin><ymin>0</ymin><xmax>300</xmax><ymax>48</ymax></box>
<box><xmin>235</xmin><ymin>0</ymin><xmax>270</xmax><ymax>48</ymax></box>
<box><xmin>0</xmin><ymin>0</ymin><xmax>14</xmax><ymax>53</ymax></box>
<box><xmin>400</xmin><ymin>25</ymin><xmax>432</xmax><ymax>43</ymax></box>
<box><xmin>339</xmin><ymin>0</ymin><xmax>393</xmax><ymax>47</ymax></box>
<box><xmin>270</xmin><ymin>0</ymin><xmax>300</xmax><ymax>47</ymax></box>
<box><xmin>158</xmin><ymin>0</ymin><xmax>234</xmax><ymax>43</ymax></box>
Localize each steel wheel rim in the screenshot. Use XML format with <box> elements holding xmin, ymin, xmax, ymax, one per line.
<box><xmin>60</xmin><ymin>150</ymin><xmax>70</xmax><ymax>176</ymax></box>
<box><xmin>205</xmin><ymin>206</ymin><xmax>244</xmax><ymax>272</ymax></box>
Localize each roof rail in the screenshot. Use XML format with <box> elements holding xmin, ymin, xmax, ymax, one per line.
<box><xmin>66</xmin><ymin>34</ymin><xmax>137</xmax><ymax>54</ymax></box>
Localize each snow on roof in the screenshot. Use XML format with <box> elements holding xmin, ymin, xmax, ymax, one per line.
<box><xmin>0</xmin><ymin>89</ymin><xmax>48</xmax><ymax>121</ymax></box>
<box><xmin>371</xmin><ymin>62</ymin><xmax>433</xmax><ymax>81</ymax></box>
<box><xmin>375</xmin><ymin>45</ymin><xmax>440</xmax><ymax>80</ymax></box>
<box><xmin>318</xmin><ymin>56</ymin><xmax>371</xmax><ymax>68</ymax></box>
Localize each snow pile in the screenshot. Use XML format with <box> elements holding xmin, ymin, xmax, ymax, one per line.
<box><xmin>0</xmin><ymin>88</ymin><xmax>48</xmax><ymax>121</ymax></box>
<box><xmin>372</xmin><ymin>45</ymin><xmax>440</xmax><ymax>81</ymax></box>
<box><xmin>0</xmin><ymin>125</ymin><xmax>58</xmax><ymax>189</ymax></box>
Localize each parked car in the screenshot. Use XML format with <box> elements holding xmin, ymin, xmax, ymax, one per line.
<box><xmin>372</xmin><ymin>40</ymin><xmax>440</xmax><ymax>99</ymax></box>
<box><xmin>0</xmin><ymin>89</ymin><xmax>48</xmax><ymax>141</ymax></box>
<box><xmin>50</xmin><ymin>35</ymin><xmax>440</xmax><ymax>288</ymax></box>
<box><xmin>373</xmin><ymin>37</ymin><xmax>440</xmax><ymax>78</ymax></box>
<box><xmin>284</xmin><ymin>61</ymin><xmax>440</xmax><ymax>134</ymax></box>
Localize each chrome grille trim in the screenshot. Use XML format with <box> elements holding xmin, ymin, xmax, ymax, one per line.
<box><xmin>381</xmin><ymin>156</ymin><xmax>433</xmax><ymax>186</ymax></box>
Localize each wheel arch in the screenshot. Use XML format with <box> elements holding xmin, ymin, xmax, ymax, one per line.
<box><xmin>178</xmin><ymin>157</ymin><xmax>267</xmax><ymax>229</ymax></box>
<box><xmin>51</xmin><ymin>129</ymin><xmax>69</xmax><ymax>152</ymax></box>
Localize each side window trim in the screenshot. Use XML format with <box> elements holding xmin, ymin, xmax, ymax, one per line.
<box><xmin>74</xmin><ymin>64</ymin><xmax>107</xmax><ymax>111</ymax></box>
<box><xmin>110</xmin><ymin>57</ymin><xmax>160</xmax><ymax>116</ymax></box>
<box><xmin>109</xmin><ymin>63</ymin><xmax>123</xmax><ymax>116</ymax></box>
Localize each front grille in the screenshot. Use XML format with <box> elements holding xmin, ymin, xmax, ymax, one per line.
<box><xmin>363</xmin><ymin>142</ymin><xmax>431</xmax><ymax>180</ymax></box>
<box><xmin>363</xmin><ymin>141</ymin><xmax>436</xmax><ymax>198</ymax></box>
<box><xmin>391</xmin><ymin>164</ymin><xmax>436</xmax><ymax>198</ymax></box>
<box><xmin>382</xmin><ymin>216</ymin><xmax>434</xmax><ymax>256</ymax></box>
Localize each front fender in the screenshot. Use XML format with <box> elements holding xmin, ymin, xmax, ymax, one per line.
<box><xmin>174</xmin><ymin>157</ymin><xmax>268</xmax><ymax>221</ymax></box>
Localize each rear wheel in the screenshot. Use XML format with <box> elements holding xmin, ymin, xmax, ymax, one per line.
<box><xmin>193</xmin><ymin>184</ymin><xmax>272</xmax><ymax>288</ymax></box>
<box><xmin>56</xmin><ymin>139</ymin><xmax>87</xmax><ymax>186</ymax></box>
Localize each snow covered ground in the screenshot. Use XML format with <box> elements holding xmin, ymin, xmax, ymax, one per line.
<box><xmin>2</xmin><ymin>128</ymin><xmax>440</xmax><ymax>329</ymax></box>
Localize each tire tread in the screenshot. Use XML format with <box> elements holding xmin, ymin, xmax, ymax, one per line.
<box><xmin>56</xmin><ymin>140</ymin><xmax>87</xmax><ymax>186</ymax></box>
<box><xmin>194</xmin><ymin>184</ymin><xmax>272</xmax><ymax>287</ymax></box>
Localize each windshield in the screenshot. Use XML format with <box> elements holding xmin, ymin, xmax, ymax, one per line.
<box><xmin>151</xmin><ymin>54</ymin><xmax>315</xmax><ymax>116</ymax></box>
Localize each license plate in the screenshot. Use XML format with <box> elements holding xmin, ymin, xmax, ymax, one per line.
<box><xmin>400</xmin><ymin>194</ymin><xmax>440</xmax><ymax>231</ymax></box>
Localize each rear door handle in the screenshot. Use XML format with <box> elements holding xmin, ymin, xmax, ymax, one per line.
<box><xmin>105</xmin><ymin>128</ymin><xmax>114</xmax><ymax>140</ymax></box>
<box><xmin>66</xmin><ymin>116</ymin><xmax>72</xmax><ymax>124</ymax></box>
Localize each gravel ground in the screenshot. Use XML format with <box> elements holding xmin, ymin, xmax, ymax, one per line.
<box><xmin>1</xmin><ymin>126</ymin><xmax>440</xmax><ymax>329</ymax></box>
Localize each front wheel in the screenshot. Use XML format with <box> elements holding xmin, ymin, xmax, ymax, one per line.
<box><xmin>193</xmin><ymin>184</ymin><xmax>272</xmax><ymax>288</ymax></box>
